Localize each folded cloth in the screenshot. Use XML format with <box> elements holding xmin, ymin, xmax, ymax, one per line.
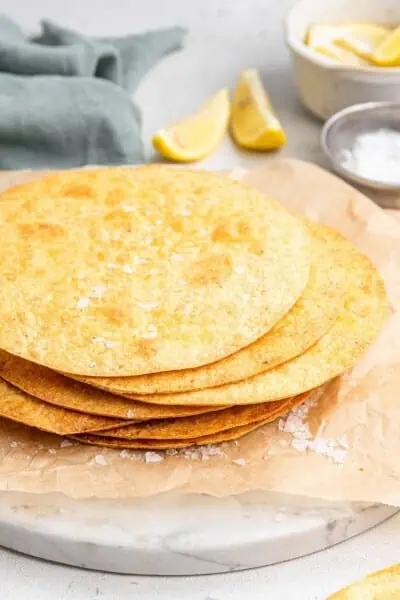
<box><xmin>0</xmin><ymin>16</ymin><xmax>185</xmax><ymax>169</ymax></box>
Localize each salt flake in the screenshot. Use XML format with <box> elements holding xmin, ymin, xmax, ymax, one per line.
<box><xmin>60</xmin><ymin>440</ymin><xmax>74</xmax><ymax>448</ymax></box>
<box><xmin>144</xmin><ymin>451</ymin><xmax>163</xmax><ymax>463</ymax></box>
<box><xmin>166</xmin><ymin>448</ymin><xmax>178</xmax><ymax>456</ymax></box>
<box><xmin>142</xmin><ymin>325</ymin><xmax>157</xmax><ymax>339</ymax></box>
<box><xmin>121</xmin><ymin>203</ymin><xmax>134</xmax><ymax>212</ymax></box>
<box><xmin>232</xmin><ymin>458</ymin><xmax>246</xmax><ymax>466</ymax></box>
<box><xmin>233</xmin><ymin>265</ymin><xmax>246</xmax><ymax>275</ymax></box>
<box><xmin>137</xmin><ymin>302</ymin><xmax>158</xmax><ymax>311</ymax></box>
<box><xmin>94</xmin><ymin>454</ymin><xmax>108</xmax><ymax>466</ymax></box>
<box><xmin>90</xmin><ymin>286</ymin><xmax>106</xmax><ymax>299</ymax></box>
<box><xmin>92</xmin><ymin>337</ymin><xmax>120</xmax><ymax>349</ymax></box>
<box><xmin>76</xmin><ymin>297</ymin><xmax>90</xmax><ymax>309</ymax></box>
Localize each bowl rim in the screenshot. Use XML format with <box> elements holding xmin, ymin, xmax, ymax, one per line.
<box><xmin>284</xmin><ymin>0</ymin><xmax>400</xmax><ymax>74</ymax></box>
<box><xmin>321</xmin><ymin>100</ymin><xmax>400</xmax><ymax>191</ymax></box>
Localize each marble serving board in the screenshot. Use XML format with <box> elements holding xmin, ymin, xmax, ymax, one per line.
<box><xmin>0</xmin><ymin>490</ymin><xmax>396</xmax><ymax>575</ymax></box>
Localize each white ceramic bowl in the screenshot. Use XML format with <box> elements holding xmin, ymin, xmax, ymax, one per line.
<box><xmin>285</xmin><ymin>0</ymin><xmax>400</xmax><ymax>120</ymax></box>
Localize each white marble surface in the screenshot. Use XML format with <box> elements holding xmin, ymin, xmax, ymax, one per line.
<box><xmin>0</xmin><ymin>0</ymin><xmax>398</xmax><ymax>597</ymax></box>
<box><xmin>0</xmin><ymin>491</ymin><xmax>395</xmax><ymax>576</ymax></box>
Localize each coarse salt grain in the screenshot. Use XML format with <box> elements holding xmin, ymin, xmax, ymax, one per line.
<box><xmin>76</xmin><ymin>297</ymin><xmax>90</xmax><ymax>309</ymax></box>
<box><xmin>233</xmin><ymin>265</ymin><xmax>246</xmax><ymax>275</ymax></box>
<box><xmin>232</xmin><ymin>458</ymin><xmax>246</xmax><ymax>466</ymax></box>
<box><xmin>92</xmin><ymin>337</ymin><xmax>120</xmax><ymax>348</ymax></box>
<box><xmin>142</xmin><ymin>325</ymin><xmax>157</xmax><ymax>339</ymax></box>
<box><xmin>123</xmin><ymin>264</ymin><xmax>133</xmax><ymax>274</ymax></box>
<box><xmin>278</xmin><ymin>395</ymin><xmax>349</xmax><ymax>465</ymax></box>
<box><xmin>339</xmin><ymin>128</ymin><xmax>400</xmax><ymax>186</ymax></box>
<box><xmin>94</xmin><ymin>454</ymin><xmax>108</xmax><ymax>466</ymax></box>
<box><xmin>127</xmin><ymin>409</ymin><xmax>136</xmax><ymax>418</ymax></box>
<box><xmin>133</xmin><ymin>256</ymin><xmax>147</xmax><ymax>265</ymax></box>
<box><xmin>144</xmin><ymin>451</ymin><xmax>164</xmax><ymax>463</ymax></box>
<box><xmin>60</xmin><ymin>440</ymin><xmax>73</xmax><ymax>448</ymax></box>
<box><xmin>137</xmin><ymin>301</ymin><xmax>158</xmax><ymax>311</ymax></box>
<box><xmin>180</xmin><ymin>444</ymin><xmax>226</xmax><ymax>461</ymax></box>
<box><xmin>10</xmin><ymin>441</ymin><xmax>18</xmax><ymax>448</ymax></box>
<box><xmin>291</xmin><ymin>439</ymin><xmax>309</xmax><ymax>452</ymax></box>
<box><xmin>121</xmin><ymin>203</ymin><xmax>134</xmax><ymax>212</ymax></box>
<box><xmin>90</xmin><ymin>286</ymin><xmax>106</xmax><ymax>299</ymax></box>
<box><xmin>48</xmin><ymin>449</ymin><xmax>56</xmax><ymax>455</ymax></box>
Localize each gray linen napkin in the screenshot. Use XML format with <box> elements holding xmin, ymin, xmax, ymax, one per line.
<box><xmin>0</xmin><ymin>16</ymin><xmax>185</xmax><ymax>168</ymax></box>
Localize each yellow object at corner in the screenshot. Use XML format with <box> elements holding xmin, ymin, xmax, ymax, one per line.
<box><xmin>373</xmin><ymin>25</ymin><xmax>400</xmax><ymax>66</ymax></box>
<box><xmin>327</xmin><ymin>562</ymin><xmax>400</xmax><ymax>599</ymax></box>
<box><xmin>152</xmin><ymin>89</ymin><xmax>230</xmax><ymax>163</ymax></box>
<box><xmin>230</xmin><ymin>68</ymin><xmax>286</xmax><ymax>151</ymax></box>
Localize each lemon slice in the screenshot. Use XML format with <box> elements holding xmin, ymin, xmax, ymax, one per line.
<box><xmin>327</xmin><ymin>563</ymin><xmax>400</xmax><ymax>598</ymax></box>
<box><xmin>230</xmin><ymin>68</ymin><xmax>286</xmax><ymax>151</ymax></box>
<box><xmin>152</xmin><ymin>89</ymin><xmax>230</xmax><ymax>163</ymax></box>
<box><xmin>307</xmin><ymin>23</ymin><xmax>389</xmax><ymax>63</ymax></box>
<box><xmin>373</xmin><ymin>25</ymin><xmax>400</xmax><ymax>66</ymax></box>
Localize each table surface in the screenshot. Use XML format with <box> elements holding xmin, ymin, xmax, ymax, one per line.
<box><xmin>0</xmin><ymin>0</ymin><xmax>398</xmax><ymax>598</ymax></box>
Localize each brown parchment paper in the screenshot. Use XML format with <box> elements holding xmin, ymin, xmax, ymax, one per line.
<box><xmin>0</xmin><ymin>159</ymin><xmax>400</xmax><ymax>505</ymax></box>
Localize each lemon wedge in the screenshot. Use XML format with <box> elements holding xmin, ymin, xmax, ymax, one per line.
<box><xmin>335</xmin><ymin>24</ymin><xmax>390</xmax><ymax>60</ymax></box>
<box><xmin>314</xmin><ymin>44</ymin><xmax>368</xmax><ymax>66</ymax></box>
<box><xmin>307</xmin><ymin>23</ymin><xmax>389</xmax><ymax>64</ymax></box>
<box><xmin>373</xmin><ymin>25</ymin><xmax>400</xmax><ymax>66</ymax></box>
<box><xmin>230</xmin><ymin>69</ymin><xmax>286</xmax><ymax>151</ymax></box>
<box><xmin>152</xmin><ymin>89</ymin><xmax>230</xmax><ymax>163</ymax></box>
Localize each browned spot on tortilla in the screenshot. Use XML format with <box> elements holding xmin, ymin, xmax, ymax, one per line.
<box><xmin>188</xmin><ymin>253</ymin><xmax>232</xmax><ymax>287</ymax></box>
<box><xmin>62</xmin><ymin>183</ymin><xmax>94</xmax><ymax>198</ymax></box>
<box><xmin>17</xmin><ymin>222</ymin><xmax>66</xmax><ymax>238</ymax></box>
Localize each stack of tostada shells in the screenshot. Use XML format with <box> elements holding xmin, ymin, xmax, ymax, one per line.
<box><xmin>0</xmin><ymin>166</ymin><xmax>387</xmax><ymax>450</ymax></box>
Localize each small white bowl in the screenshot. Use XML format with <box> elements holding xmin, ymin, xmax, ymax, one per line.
<box><xmin>285</xmin><ymin>0</ymin><xmax>400</xmax><ymax>120</ymax></box>
<box><xmin>322</xmin><ymin>101</ymin><xmax>400</xmax><ymax>191</ymax></box>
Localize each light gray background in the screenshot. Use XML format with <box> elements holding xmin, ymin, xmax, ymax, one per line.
<box><xmin>0</xmin><ymin>1</ymin><xmax>398</xmax><ymax>598</ymax></box>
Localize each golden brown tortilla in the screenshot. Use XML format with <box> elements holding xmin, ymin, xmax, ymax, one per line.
<box><xmin>0</xmin><ymin>351</ymin><xmax>221</xmax><ymax>420</ymax></box>
<box><xmin>71</xmin><ymin>392</ymin><xmax>311</xmax><ymax>449</ymax></box>
<box><xmin>75</xmin><ymin>222</ymin><xmax>348</xmax><ymax>395</ymax></box>
<box><xmin>119</xmin><ymin>246</ymin><xmax>387</xmax><ymax>406</ymax></box>
<box><xmin>0</xmin><ymin>166</ymin><xmax>309</xmax><ymax>375</ymax></box>
<box><xmin>92</xmin><ymin>392</ymin><xmax>312</xmax><ymax>439</ymax></box>
<box><xmin>0</xmin><ymin>378</ymin><xmax>131</xmax><ymax>435</ymax></box>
